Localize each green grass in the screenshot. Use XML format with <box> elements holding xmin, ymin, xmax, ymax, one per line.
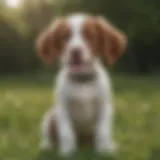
<box><xmin>0</xmin><ymin>74</ymin><xmax>160</xmax><ymax>160</ymax></box>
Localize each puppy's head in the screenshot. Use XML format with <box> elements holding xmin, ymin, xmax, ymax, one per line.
<box><xmin>36</xmin><ymin>14</ymin><xmax>127</xmax><ymax>74</ymax></box>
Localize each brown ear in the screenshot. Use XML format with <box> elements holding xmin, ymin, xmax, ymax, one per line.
<box><xmin>96</xmin><ymin>17</ymin><xmax>127</xmax><ymax>66</ymax></box>
<box><xmin>35</xmin><ymin>19</ymin><xmax>62</xmax><ymax>64</ymax></box>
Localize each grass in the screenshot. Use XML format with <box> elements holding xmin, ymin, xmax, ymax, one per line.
<box><xmin>0</xmin><ymin>74</ymin><xmax>160</xmax><ymax>160</ymax></box>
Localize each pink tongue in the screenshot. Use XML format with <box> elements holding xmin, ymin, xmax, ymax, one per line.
<box><xmin>70</xmin><ymin>62</ymin><xmax>85</xmax><ymax>72</ymax></box>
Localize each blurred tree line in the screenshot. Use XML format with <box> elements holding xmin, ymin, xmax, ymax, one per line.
<box><xmin>0</xmin><ymin>0</ymin><xmax>160</xmax><ymax>74</ymax></box>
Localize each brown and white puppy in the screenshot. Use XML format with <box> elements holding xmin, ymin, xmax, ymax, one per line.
<box><xmin>36</xmin><ymin>13</ymin><xmax>127</xmax><ymax>156</ymax></box>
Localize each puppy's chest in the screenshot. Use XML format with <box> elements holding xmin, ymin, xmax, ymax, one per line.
<box><xmin>66</xmin><ymin>85</ymin><xmax>101</xmax><ymax>129</ymax></box>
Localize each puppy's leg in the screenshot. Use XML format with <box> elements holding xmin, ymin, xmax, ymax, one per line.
<box><xmin>40</xmin><ymin>108</ymin><xmax>57</xmax><ymax>150</ymax></box>
<box><xmin>95</xmin><ymin>102</ymin><xmax>117</xmax><ymax>154</ymax></box>
<box><xmin>56</xmin><ymin>105</ymin><xmax>77</xmax><ymax>156</ymax></box>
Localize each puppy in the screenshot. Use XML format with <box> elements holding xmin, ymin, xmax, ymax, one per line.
<box><xmin>36</xmin><ymin>13</ymin><xmax>127</xmax><ymax>156</ymax></box>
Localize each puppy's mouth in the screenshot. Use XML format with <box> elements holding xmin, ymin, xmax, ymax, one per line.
<box><xmin>68</xmin><ymin>57</ymin><xmax>96</xmax><ymax>82</ymax></box>
<box><xmin>69</xmin><ymin>58</ymin><xmax>87</xmax><ymax>72</ymax></box>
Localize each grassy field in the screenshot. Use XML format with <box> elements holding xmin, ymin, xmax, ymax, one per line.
<box><xmin>0</xmin><ymin>74</ymin><xmax>160</xmax><ymax>160</ymax></box>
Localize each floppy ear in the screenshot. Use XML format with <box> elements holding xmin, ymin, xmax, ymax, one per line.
<box><xmin>35</xmin><ymin>19</ymin><xmax>62</xmax><ymax>64</ymax></box>
<box><xmin>96</xmin><ymin>17</ymin><xmax>127</xmax><ymax>66</ymax></box>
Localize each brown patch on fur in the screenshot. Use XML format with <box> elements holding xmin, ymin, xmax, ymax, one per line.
<box><xmin>36</xmin><ymin>19</ymin><xmax>71</xmax><ymax>64</ymax></box>
<box><xmin>47</xmin><ymin>114</ymin><xmax>58</xmax><ymax>145</ymax></box>
<box><xmin>82</xmin><ymin>18</ymin><xmax>100</xmax><ymax>56</ymax></box>
<box><xmin>82</xmin><ymin>16</ymin><xmax>127</xmax><ymax>65</ymax></box>
<box><xmin>95</xmin><ymin>17</ymin><xmax>127</xmax><ymax>65</ymax></box>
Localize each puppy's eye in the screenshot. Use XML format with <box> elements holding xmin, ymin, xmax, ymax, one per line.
<box><xmin>61</xmin><ymin>33</ymin><xmax>70</xmax><ymax>42</ymax></box>
<box><xmin>84</xmin><ymin>29</ymin><xmax>96</xmax><ymax>41</ymax></box>
<box><xmin>59</xmin><ymin>28</ymin><xmax>71</xmax><ymax>43</ymax></box>
<box><xmin>84</xmin><ymin>31</ymin><xmax>92</xmax><ymax>39</ymax></box>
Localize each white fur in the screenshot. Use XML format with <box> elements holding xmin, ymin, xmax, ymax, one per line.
<box><xmin>40</xmin><ymin>14</ymin><xmax>117</xmax><ymax>156</ymax></box>
<box><xmin>61</xmin><ymin>14</ymin><xmax>92</xmax><ymax>68</ymax></box>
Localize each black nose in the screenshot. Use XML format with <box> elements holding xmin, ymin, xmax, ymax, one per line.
<box><xmin>71</xmin><ymin>47</ymin><xmax>82</xmax><ymax>59</ymax></box>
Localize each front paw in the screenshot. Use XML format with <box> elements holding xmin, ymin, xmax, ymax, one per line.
<box><xmin>97</xmin><ymin>141</ymin><xmax>118</xmax><ymax>154</ymax></box>
<box><xmin>59</xmin><ymin>134</ymin><xmax>77</xmax><ymax>157</ymax></box>
<box><xmin>96</xmin><ymin>133</ymin><xmax>118</xmax><ymax>154</ymax></box>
